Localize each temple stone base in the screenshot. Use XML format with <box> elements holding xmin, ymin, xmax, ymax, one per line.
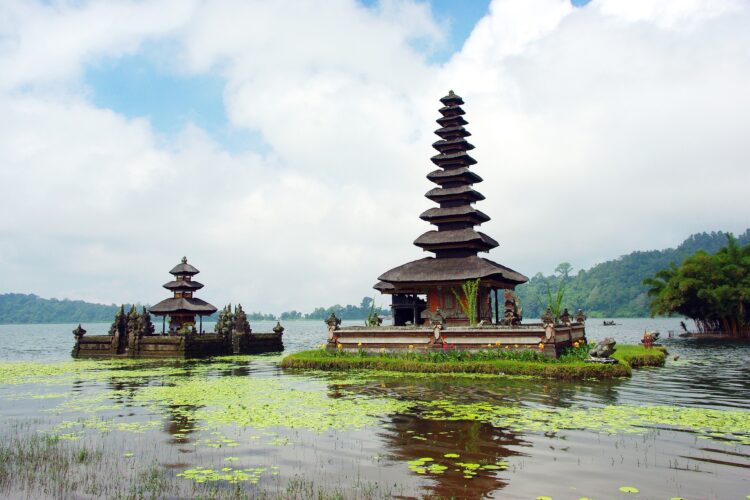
<box><xmin>72</xmin><ymin>332</ymin><xmax>283</xmax><ymax>358</ymax></box>
<box><xmin>328</xmin><ymin>323</ymin><xmax>586</xmax><ymax>358</ymax></box>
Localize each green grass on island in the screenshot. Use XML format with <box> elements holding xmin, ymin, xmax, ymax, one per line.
<box><xmin>280</xmin><ymin>344</ymin><xmax>667</xmax><ymax>380</ymax></box>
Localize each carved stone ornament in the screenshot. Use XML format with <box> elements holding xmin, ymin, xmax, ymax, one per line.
<box><xmin>541</xmin><ymin>307</ymin><xmax>555</xmax><ymax>326</ymax></box>
<box><xmin>325</xmin><ymin>312</ymin><xmax>341</xmax><ymax>330</ymax></box>
<box><xmin>72</xmin><ymin>324</ymin><xmax>87</xmax><ymax>340</ymax></box>
<box><xmin>327</xmin><ymin>324</ymin><xmax>338</xmax><ymax>342</ymax></box>
<box><xmin>560</xmin><ymin>308</ymin><xmax>571</xmax><ymax>326</ymax></box>
<box><xmin>544</xmin><ymin>323</ymin><xmax>555</xmax><ymax>341</ymax></box>
<box><xmin>433</xmin><ymin>323</ymin><xmax>443</xmax><ymax>341</ymax></box>
<box><xmin>575</xmin><ymin>309</ymin><xmax>587</xmax><ymax>324</ymax></box>
<box><xmin>273</xmin><ymin>321</ymin><xmax>285</xmax><ymax>334</ymax></box>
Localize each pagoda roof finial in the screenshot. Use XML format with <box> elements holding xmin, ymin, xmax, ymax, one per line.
<box><xmin>181</xmin><ymin>256</ymin><xmax>187</xmax><ymax>264</ymax></box>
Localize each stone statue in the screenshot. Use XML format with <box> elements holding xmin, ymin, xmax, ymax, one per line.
<box><xmin>502</xmin><ymin>290</ymin><xmax>523</xmax><ymax>325</ymax></box>
<box><xmin>325</xmin><ymin>312</ymin><xmax>341</xmax><ymax>342</ymax></box>
<box><xmin>575</xmin><ymin>309</ymin><xmax>587</xmax><ymax>324</ymax></box>
<box><xmin>589</xmin><ymin>337</ymin><xmax>617</xmax><ymax>358</ymax></box>
<box><xmin>560</xmin><ymin>308</ymin><xmax>571</xmax><ymax>325</ymax></box>
<box><xmin>541</xmin><ymin>307</ymin><xmax>554</xmax><ymax>326</ymax></box>
<box><xmin>422</xmin><ymin>308</ymin><xmax>445</xmax><ymax>327</ymax></box>
<box><xmin>72</xmin><ymin>324</ymin><xmax>86</xmax><ymax>340</ymax></box>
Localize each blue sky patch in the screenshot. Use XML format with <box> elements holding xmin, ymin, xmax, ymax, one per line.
<box><xmin>83</xmin><ymin>1</ymin><xmax>590</xmax><ymax>145</ymax></box>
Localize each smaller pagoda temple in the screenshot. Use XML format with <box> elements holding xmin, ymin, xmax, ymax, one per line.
<box><xmin>149</xmin><ymin>257</ymin><xmax>217</xmax><ymax>334</ymax></box>
<box><xmin>71</xmin><ymin>257</ymin><xmax>284</xmax><ymax>358</ymax></box>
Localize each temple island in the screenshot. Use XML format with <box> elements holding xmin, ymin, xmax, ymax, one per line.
<box><xmin>72</xmin><ymin>257</ymin><xmax>284</xmax><ymax>358</ymax></box>
<box><xmin>327</xmin><ymin>91</ymin><xmax>587</xmax><ymax>357</ymax></box>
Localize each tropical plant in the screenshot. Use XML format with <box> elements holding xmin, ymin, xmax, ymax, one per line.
<box><xmin>545</xmin><ymin>281</ymin><xmax>566</xmax><ymax>321</ymax></box>
<box><xmin>644</xmin><ymin>234</ymin><xmax>750</xmax><ymax>336</ymax></box>
<box><xmin>365</xmin><ymin>297</ymin><xmax>380</xmax><ymax>326</ymax></box>
<box><xmin>452</xmin><ymin>278</ymin><xmax>481</xmax><ymax>326</ymax></box>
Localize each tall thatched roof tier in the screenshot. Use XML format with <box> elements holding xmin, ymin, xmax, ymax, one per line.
<box><xmin>419</xmin><ymin>206</ymin><xmax>490</xmax><ymax>225</ymax></box>
<box><xmin>169</xmin><ymin>257</ymin><xmax>200</xmax><ymax>276</ymax></box>
<box><xmin>376</xmin><ymin>256</ymin><xmax>527</xmax><ymax>291</ymax></box>
<box><xmin>149</xmin><ymin>297</ymin><xmax>218</xmax><ymax>315</ymax></box>
<box><xmin>414</xmin><ymin>228</ymin><xmax>498</xmax><ymax>253</ymax></box>
<box><xmin>162</xmin><ymin>280</ymin><xmax>204</xmax><ymax>291</ymax></box>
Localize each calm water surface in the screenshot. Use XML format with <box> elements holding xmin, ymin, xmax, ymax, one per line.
<box><xmin>0</xmin><ymin>319</ymin><xmax>748</xmax><ymax>499</ymax></box>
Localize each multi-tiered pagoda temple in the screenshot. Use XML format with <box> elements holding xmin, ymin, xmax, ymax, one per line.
<box><xmin>375</xmin><ymin>91</ymin><xmax>528</xmax><ymax>325</ymax></box>
<box><xmin>149</xmin><ymin>257</ymin><xmax>217</xmax><ymax>334</ymax></box>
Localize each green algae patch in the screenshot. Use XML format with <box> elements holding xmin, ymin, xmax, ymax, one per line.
<box><xmin>419</xmin><ymin>400</ymin><xmax>750</xmax><ymax>444</ymax></box>
<box><xmin>131</xmin><ymin>376</ymin><xmax>412</xmax><ymax>433</ymax></box>
<box><xmin>281</xmin><ymin>350</ymin><xmax>634</xmax><ymax>380</ymax></box>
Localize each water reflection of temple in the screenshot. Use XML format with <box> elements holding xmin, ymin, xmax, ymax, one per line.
<box><xmin>325</xmin><ymin>377</ymin><xmax>528</xmax><ymax>499</ymax></box>
<box><xmin>381</xmin><ymin>414</ymin><xmax>526</xmax><ymax>499</ymax></box>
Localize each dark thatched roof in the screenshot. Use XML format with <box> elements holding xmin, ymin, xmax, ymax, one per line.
<box><xmin>425</xmin><ymin>185</ymin><xmax>485</xmax><ymax>202</ymax></box>
<box><xmin>430</xmin><ymin>151</ymin><xmax>477</xmax><ymax>166</ymax></box>
<box><xmin>437</xmin><ymin>115</ymin><xmax>468</xmax><ymax>127</ymax></box>
<box><xmin>169</xmin><ymin>257</ymin><xmax>200</xmax><ymax>276</ymax></box>
<box><xmin>440</xmin><ymin>90</ymin><xmax>464</xmax><ymax>105</ymax></box>
<box><xmin>439</xmin><ymin>105</ymin><xmax>465</xmax><ymax>116</ymax></box>
<box><xmin>376</xmin><ymin>256</ymin><xmax>527</xmax><ymax>290</ymax></box>
<box><xmin>426</xmin><ymin>167</ymin><xmax>482</xmax><ymax>184</ymax></box>
<box><xmin>434</xmin><ymin>126</ymin><xmax>471</xmax><ymax>138</ymax></box>
<box><xmin>419</xmin><ymin>206</ymin><xmax>490</xmax><ymax>224</ymax></box>
<box><xmin>162</xmin><ymin>280</ymin><xmax>204</xmax><ymax>291</ymax></box>
<box><xmin>432</xmin><ymin>138</ymin><xmax>475</xmax><ymax>152</ymax></box>
<box><xmin>149</xmin><ymin>297</ymin><xmax>217</xmax><ymax>315</ymax></box>
<box><xmin>414</xmin><ymin>229</ymin><xmax>498</xmax><ymax>250</ymax></box>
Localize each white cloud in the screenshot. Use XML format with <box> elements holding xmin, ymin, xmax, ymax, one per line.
<box><xmin>0</xmin><ymin>0</ymin><xmax>748</xmax><ymax>313</ymax></box>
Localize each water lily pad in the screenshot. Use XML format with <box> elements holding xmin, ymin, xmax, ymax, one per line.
<box><xmin>619</xmin><ymin>486</ymin><xmax>639</xmax><ymax>493</ymax></box>
<box><xmin>444</xmin><ymin>453</ymin><xmax>460</xmax><ymax>458</ymax></box>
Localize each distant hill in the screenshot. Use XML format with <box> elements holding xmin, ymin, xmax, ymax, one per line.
<box><xmin>515</xmin><ymin>229</ymin><xmax>750</xmax><ymax>318</ymax></box>
<box><xmin>3</xmin><ymin>229</ymin><xmax>748</xmax><ymax>323</ymax></box>
<box><xmin>0</xmin><ymin>294</ymin><xmax>126</xmax><ymax>325</ymax></box>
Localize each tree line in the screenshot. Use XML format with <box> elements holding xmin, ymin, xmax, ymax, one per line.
<box><xmin>515</xmin><ymin>229</ymin><xmax>750</xmax><ymax>318</ymax></box>
<box><xmin>644</xmin><ymin>235</ymin><xmax>749</xmax><ymax>336</ymax></box>
<box><xmin>3</xmin><ymin>229</ymin><xmax>747</xmax><ymax>324</ymax></box>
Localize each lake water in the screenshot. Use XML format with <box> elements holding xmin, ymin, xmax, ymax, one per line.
<box><xmin>0</xmin><ymin>318</ymin><xmax>748</xmax><ymax>499</ymax></box>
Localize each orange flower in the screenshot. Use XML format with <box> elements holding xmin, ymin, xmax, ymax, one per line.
<box><xmin>538</xmin><ymin>343</ymin><xmax>544</xmax><ymax>350</ymax></box>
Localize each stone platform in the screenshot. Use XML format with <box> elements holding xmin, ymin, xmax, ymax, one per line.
<box><xmin>72</xmin><ymin>330</ymin><xmax>283</xmax><ymax>358</ymax></box>
<box><xmin>327</xmin><ymin>322</ymin><xmax>586</xmax><ymax>358</ymax></box>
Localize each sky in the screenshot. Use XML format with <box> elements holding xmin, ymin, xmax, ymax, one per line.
<box><xmin>0</xmin><ymin>0</ymin><xmax>748</xmax><ymax>313</ymax></box>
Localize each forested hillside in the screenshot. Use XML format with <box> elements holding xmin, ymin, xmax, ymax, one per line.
<box><xmin>0</xmin><ymin>294</ymin><xmax>126</xmax><ymax>324</ymax></box>
<box><xmin>515</xmin><ymin>229</ymin><xmax>750</xmax><ymax>318</ymax></box>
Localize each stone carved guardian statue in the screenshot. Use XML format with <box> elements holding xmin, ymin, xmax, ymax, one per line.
<box><xmin>325</xmin><ymin>312</ymin><xmax>341</xmax><ymax>342</ymax></box>
<box><xmin>589</xmin><ymin>337</ymin><xmax>617</xmax><ymax>358</ymax></box>
<box><xmin>560</xmin><ymin>308</ymin><xmax>571</xmax><ymax>326</ymax></box>
<box><xmin>428</xmin><ymin>322</ymin><xmax>444</xmax><ymax>347</ymax></box>
<box><xmin>541</xmin><ymin>307</ymin><xmax>555</xmax><ymax>342</ymax></box>
<box><xmin>71</xmin><ymin>324</ymin><xmax>86</xmax><ymax>356</ymax></box>
<box><xmin>575</xmin><ymin>309</ymin><xmax>587</xmax><ymax>324</ymax></box>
